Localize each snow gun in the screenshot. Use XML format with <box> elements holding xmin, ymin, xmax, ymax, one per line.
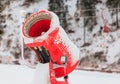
<box><xmin>22</xmin><ymin>10</ymin><xmax>80</xmax><ymax>84</ymax></box>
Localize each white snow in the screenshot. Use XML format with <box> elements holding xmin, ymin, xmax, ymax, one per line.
<box><xmin>0</xmin><ymin>64</ymin><xmax>34</xmax><ymax>84</ymax></box>
<box><xmin>107</xmin><ymin>39</ymin><xmax>120</xmax><ymax>64</ymax></box>
<box><xmin>0</xmin><ymin>64</ymin><xmax>120</xmax><ymax>84</ymax></box>
<box><xmin>69</xmin><ymin>70</ymin><xmax>120</xmax><ymax>84</ymax></box>
<box><xmin>65</xmin><ymin>0</ymin><xmax>77</xmax><ymax>17</ymax></box>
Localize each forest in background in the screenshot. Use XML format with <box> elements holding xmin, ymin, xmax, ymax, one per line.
<box><xmin>0</xmin><ymin>0</ymin><xmax>120</xmax><ymax>73</ymax></box>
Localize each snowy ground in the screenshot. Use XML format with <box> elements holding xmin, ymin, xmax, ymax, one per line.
<box><xmin>0</xmin><ymin>64</ymin><xmax>120</xmax><ymax>84</ymax></box>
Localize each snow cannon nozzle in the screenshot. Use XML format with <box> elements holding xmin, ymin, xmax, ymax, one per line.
<box><xmin>22</xmin><ymin>10</ymin><xmax>52</xmax><ymax>38</ymax></box>
<box><xmin>22</xmin><ymin>10</ymin><xmax>80</xmax><ymax>78</ymax></box>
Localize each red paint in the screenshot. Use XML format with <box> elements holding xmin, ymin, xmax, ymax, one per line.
<box><xmin>103</xmin><ymin>25</ymin><xmax>109</xmax><ymax>33</ymax></box>
<box><xmin>28</xmin><ymin>19</ymin><xmax>51</xmax><ymax>37</ymax></box>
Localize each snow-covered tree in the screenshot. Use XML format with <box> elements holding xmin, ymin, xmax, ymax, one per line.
<box><xmin>49</xmin><ymin>0</ymin><xmax>68</xmax><ymax>30</ymax></box>
<box><xmin>106</xmin><ymin>0</ymin><xmax>120</xmax><ymax>29</ymax></box>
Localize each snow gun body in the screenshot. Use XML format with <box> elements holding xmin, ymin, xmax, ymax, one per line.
<box><xmin>22</xmin><ymin>10</ymin><xmax>79</xmax><ymax>83</ymax></box>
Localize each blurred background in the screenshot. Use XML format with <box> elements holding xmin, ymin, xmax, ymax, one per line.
<box><xmin>0</xmin><ymin>0</ymin><xmax>120</xmax><ymax>73</ymax></box>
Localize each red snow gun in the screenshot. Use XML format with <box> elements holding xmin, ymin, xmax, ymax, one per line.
<box><xmin>22</xmin><ymin>10</ymin><xmax>80</xmax><ymax>84</ymax></box>
<box><xmin>101</xmin><ymin>11</ymin><xmax>109</xmax><ymax>33</ymax></box>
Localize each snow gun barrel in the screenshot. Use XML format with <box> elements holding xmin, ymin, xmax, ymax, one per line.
<box><xmin>22</xmin><ymin>10</ymin><xmax>80</xmax><ymax>77</ymax></box>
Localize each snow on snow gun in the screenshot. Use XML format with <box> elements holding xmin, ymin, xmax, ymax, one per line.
<box><xmin>22</xmin><ymin>10</ymin><xmax>80</xmax><ymax>84</ymax></box>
